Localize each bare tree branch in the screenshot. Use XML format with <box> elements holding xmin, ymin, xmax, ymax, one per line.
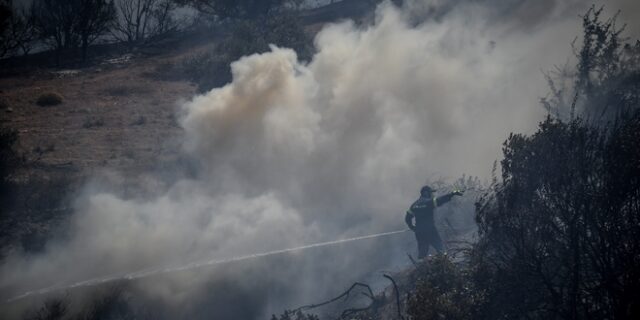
<box><xmin>383</xmin><ymin>274</ymin><xmax>405</xmax><ymax>320</ymax></box>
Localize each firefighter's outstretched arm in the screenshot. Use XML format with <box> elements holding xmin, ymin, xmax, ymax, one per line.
<box><xmin>405</xmin><ymin>211</ymin><xmax>415</xmax><ymax>231</ymax></box>
<box><xmin>434</xmin><ymin>189</ymin><xmax>464</xmax><ymax>207</ymax></box>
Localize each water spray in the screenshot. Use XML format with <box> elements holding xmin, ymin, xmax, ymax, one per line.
<box><xmin>6</xmin><ymin>228</ymin><xmax>410</xmax><ymax>303</ymax></box>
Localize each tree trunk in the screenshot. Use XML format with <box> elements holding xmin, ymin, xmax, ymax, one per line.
<box><xmin>81</xmin><ymin>36</ymin><xmax>88</xmax><ymax>62</ymax></box>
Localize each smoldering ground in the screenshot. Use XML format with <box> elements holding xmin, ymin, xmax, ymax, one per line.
<box><xmin>2</xmin><ymin>0</ymin><xmax>639</xmax><ymax>319</ymax></box>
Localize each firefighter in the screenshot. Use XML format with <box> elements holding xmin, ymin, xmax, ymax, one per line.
<box><xmin>405</xmin><ymin>185</ymin><xmax>463</xmax><ymax>258</ymax></box>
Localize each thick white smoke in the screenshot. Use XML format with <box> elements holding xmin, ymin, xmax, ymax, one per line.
<box><xmin>2</xmin><ymin>1</ymin><xmax>638</xmax><ymax>319</ymax></box>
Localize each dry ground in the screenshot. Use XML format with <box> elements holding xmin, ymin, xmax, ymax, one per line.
<box><xmin>0</xmin><ymin>44</ymin><xmax>205</xmax><ymax>253</ymax></box>
<box><xmin>0</xmin><ymin>52</ymin><xmax>196</xmax><ymax>179</ymax></box>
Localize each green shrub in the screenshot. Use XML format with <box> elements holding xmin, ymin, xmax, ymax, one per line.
<box><xmin>36</xmin><ymin>92</ymin><xmax>63</xmax><ymax>106</ymax></box>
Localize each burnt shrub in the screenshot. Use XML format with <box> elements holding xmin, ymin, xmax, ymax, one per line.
<box><xmin>0</xmin><ymin>128</ymin><xmax>18</xmax><ymax>218</ymax></box>
<box><xmin>469</xmin><ymin>7</ymin><xmax>640</xmax><ymax>319</ymax></box>
<box><xmin>271</xmin><ymin>310</ymin><xmax>320</xmax><ymax>320</ymax></box>
<box><xmin>36</xmin><ymin>92</ymin><xmax>63</xmax><ymax>106</ymax></box>
<box><xmin>83</xmin><ymin>117</ymin><xmax>105</xmax><ymax>129</ymax></box>
<box><xmin>472</xmin><ymin>111</ymin><xmax>640</xmax><ymax>319</ymax></box>
<box><xmin>408</xmin><ymin>255</ymin><xmax>482</xmax><ymax>320</ymax></box>
<box><xmin>406</xmin><ymin>7</ymin><xmax>640</xmax><ymax>320</ymax></box>
<box><xmin>24</xmin><ymin>298</ymin><xmax>68</xmax><ymax>320</ymax></box>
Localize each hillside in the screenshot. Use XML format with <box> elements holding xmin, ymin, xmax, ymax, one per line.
<box><xmin>0</xmin><ymin>0</ymin><xmax>380</xmax><ymax>259</ymax></box>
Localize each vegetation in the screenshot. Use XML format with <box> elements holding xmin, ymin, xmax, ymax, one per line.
<box><xmin>111</xmin><ymin>0</ymin><xmax>179</xmax><ymax>46</ymax></box>
<box><xmin>1</xmin><ymin>0</ymin><xmax>314</xmax><ymax>67</ymax></box>
<box><xmin>36</xmin><ymin>92</ymin><xmax>64</xmax><ymax>106</ymax></box>
<box><xmin>83</xmin><ymin>116</ymin><xmax>106</xmax><ymax>128</ymax></box>
<box><xmin>24</xmin><ymin>286</ymin><xmax>135</xmax><ymax>320</ymax></box>
<box><xmin>0</xmin><ymin>0</ymin><xmax>37</xmax><ymax>57</ymax></box>
<box><xmin>271</xmin><ymin>310</ymin><xmax>320</xmax><ymax>320</ymax></box>
<box><xmin>181</xmin><ymin>9</ymin><xmax>312</xmax><ymax>92</ymax></box>
<box><xmin>408</xmin><ymin>6</ymin><xmax>640</xmax><ymax>320</ymax></box>
<box><xmin>271</xmin><ymin>6</ymin><xmax>640</xmax><ymax>320</ymax></box>
<box><xmin>471</xmin><ymin>113</ymin><xmax>640</xmax><ymax>319</ymax></box>
<box><xmin>3</xmin><ymin>3</ymin><xmax>638</xmax><ymax>320</ymax></box>
<box><xmin>0</xmin><ymin>0</ymin><xmax>182</xmax><ymax>63</ymax></box>
<box><xmin>31</xmin><ymin>0</ymin><xmax>117</xmax><ymax>62</ymax></box>
<box><xmin>542</xmin><ymin>7</ymin><xmax>640</xmax><ymax>120</ymax></box>
<box><xmin>0</xmin><ymin>128</ymin><xmax>18</xmax><ymax>219</ymax></box>
<box><xmin>407</xmin><ymin>255</ymin><xmax>481</xmax><ymax>320</ymax></box>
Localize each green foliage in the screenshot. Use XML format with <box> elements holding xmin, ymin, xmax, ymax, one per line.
<box><xmin>181</xmin><ymin>10</ymin><xmax>312</xmax><ymax>92</ymax></box>
<box><xmin>36</xmin><ymin>92</ymin><xmax>63</xmax><ymax>106</ymax></box>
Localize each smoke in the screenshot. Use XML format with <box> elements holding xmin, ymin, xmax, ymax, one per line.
<box><xmin>2</xmin><ymin>0</ymin><xmax>639</xmax><ymax>319</ymax></box>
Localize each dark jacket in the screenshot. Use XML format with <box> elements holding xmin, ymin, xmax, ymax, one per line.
<box><xmin>405</xmin><ymin>193</ymin><xmax>456</xmax><ymax>232</ymax></box>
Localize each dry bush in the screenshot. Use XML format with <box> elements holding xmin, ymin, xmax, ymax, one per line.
<box><xmin>23</xmin><ymin>298</ymin><xmax>68</xmax><ymax>320</ymax></box>
<box><xmin>0</xmin><ymin>128</ymin><xmax>18</xmax><ymax>220</ymax></box>
<box><xmin>83</xmin><ymin>117</ymin><xmax>105</xmax><ymax>128</ymax></box>
<box><xmin>407</xmin><ymin>255</ymin><xmax>481</xmax><ymax>320</ymax></box>
<box><xmin>130</xmin><ymin>115</ymin><xmax>146</xmax><ymax>126</ymax></box>
<box><xmin>36</xmin><ymin>92</ymin><xmax>63</xmax><ymax>106</ymax></box>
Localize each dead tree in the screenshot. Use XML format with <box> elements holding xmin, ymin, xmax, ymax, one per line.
<box><xmin>77</xmin><ymin>0</ymin><xmax>116</xmax><ymax>61</ymax></box>
<box><xmin>111</xmin><ymin>0</ymin><xmax>177</xmax><ymax>47</ymax></box>
<box><xmin>384</xmin><ymin>274</ymin><xmax>405</xmax><ymax>320</ymax></box>
<box><xmin>33</xmin><ymin>0</ymin><xmax>116</xmax><ymax>63</ymax></box>
<box><xmin>0</xmin><ymin>2</ymin><xmax>38</xmax><ymax>58</ymax></box>
<box><xmin>111</xmin><ymin>0</ymin><xmax>156</xmax><ymax>45</ymax></box>
<box><xmin>293</xmin><ymin>275</ymin><xmax>406</xmax><ymax>320</ymax></box>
